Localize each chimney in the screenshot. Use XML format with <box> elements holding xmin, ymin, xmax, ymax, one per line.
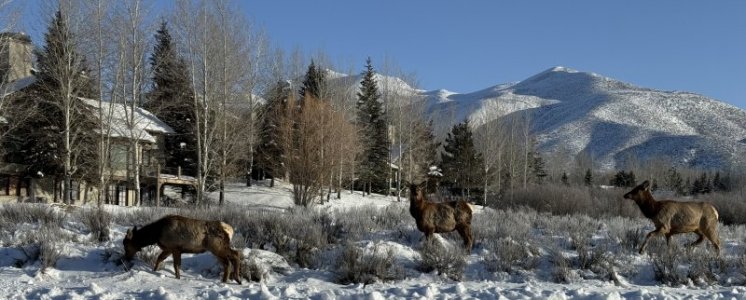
<box><xmin>0</xmin><ymin>32</ymin><xmax>33</xmax><ymax>82</ymax></box>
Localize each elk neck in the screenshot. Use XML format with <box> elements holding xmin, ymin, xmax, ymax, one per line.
<box><xmin>132</xmin><ymin>220</ymin><xmax>163</xmax><ymax>248</ymax></box>
<box><xmin>634</xmin><ymin>190</ymin><xmax>660</xmax><ymax>219</ymax></box>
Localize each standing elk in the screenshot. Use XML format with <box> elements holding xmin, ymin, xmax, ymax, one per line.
<box><xmin>623</xmin><ymin>180</ymin><xmax>721</xmax><ymax>256</ymax></box>
<box><xmin>409</xmin><ymin>184</ymin><xmax>473</xmax><ymax>252</ymax></box>
<box><xmin>123</xmin><ymin>215</ymin><xmax>242</xmax><ymax>284</ymax></box>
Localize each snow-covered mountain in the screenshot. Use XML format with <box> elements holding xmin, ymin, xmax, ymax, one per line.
<box><xmin>332</xmin><ymin>66</ymin><xmax>746</xmax><ymax>170</ymax></box>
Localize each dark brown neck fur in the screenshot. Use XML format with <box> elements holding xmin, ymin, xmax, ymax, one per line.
<box><xmin>634</xmin><ymin>190</ymin><xmax>660</xmax><ymax>219</ymax></box>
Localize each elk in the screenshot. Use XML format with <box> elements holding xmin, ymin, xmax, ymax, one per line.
<box><xmin>623</xmin><ymin>180</ymin><xmax>721</xmax><ymax>256</ymax></box>
<box><xmin>409</xmin><ymin>184</ymin><xmax>473</xmax><ymax>252</ymax></box>
<box><xmin>123</xmin><ymin>215</ymin><xmax>242</xmax><ymax>284</ymax></box>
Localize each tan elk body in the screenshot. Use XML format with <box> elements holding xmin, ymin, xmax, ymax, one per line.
<box><xmin>623</xmin><ymin>180</ymin><xmax>720</xmax><ymax>256</ymax></box>
<box><xmin>409</xmin><ymin>184</ymin><xmax>473</xmax><ymax>251</ymax></box>
<box><xmin>123</xmin><ymin>215</ymin><xmax>242</xmax><ymax>284</ymax></box>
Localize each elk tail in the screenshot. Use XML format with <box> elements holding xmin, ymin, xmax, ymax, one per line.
<box><xmin>220</xmin><ymin>222</ymin><xmax>234</xmax><ymax>242</ymax></box>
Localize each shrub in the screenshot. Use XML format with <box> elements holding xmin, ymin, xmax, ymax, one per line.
<box><xmin>417</xmin><ymin>240</ymin><xmax>466</xmax><ymax>281</ymax></box>
<box><xmin>549</xmin><ymin>246</ymin><xmax>573</xmax><ymax>283</ymax></box>
<box><xmin>336</xmin><ymin>242</ymin><xmax>403</xmax><ymax>284</ymax></box>
<box><xmin>80</xmin><ymin>208</ymin><xmax>112</xmax><ymax>242</ymax></box>
<box><xmin>16</xmin><ymin>226</ymin><xmax>63</xmax><ymax>273</ymax></box>
<box><xmin>485</xmin><ymin>238</ymin><xmax>540</xmax><ymax>273</ymax></box>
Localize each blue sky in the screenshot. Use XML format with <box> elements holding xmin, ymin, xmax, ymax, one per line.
<box><xmin>16</xmin><ymin>0</ymin><xmax>746</xmax><ymax>109</ymax></box>
<box><xmin>239</xmin><ymin>0</ymin><xmax>746</xmax><ymax>108</ymax></box>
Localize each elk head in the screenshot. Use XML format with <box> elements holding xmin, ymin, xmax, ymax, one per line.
<box><xmin>623</xmin><ymin>180</ymin><xmax>650</xmax><ymax>201</ymax></box>
<box><xmin>122</xmin><ymin>226</ymin><xmax>139</xmax><ymax>261</ymax></box>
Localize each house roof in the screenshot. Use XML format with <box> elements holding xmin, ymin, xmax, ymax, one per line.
<box><xmin>1</xmin><ymin>76</ymin><xmax>36</xmax><ymax>98</ymax></box>
<box><xmin>80</xmin><ymin>98</ymin><xmax>174</xmax><ymax>143</ymax></box>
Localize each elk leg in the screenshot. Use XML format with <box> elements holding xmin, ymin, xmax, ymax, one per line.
<box><xmin>216</xmin><ymin>255</ymin><xmax>230</xmax><ymax>283</ymax></box>
<box><xmin>689</xmin><ymin>232</ymin><xmax>705</xmax><ymax>248</ymax></box>
<box><xmin>639</xmin><ymin>229</ymin><xmax>662</xmax><ymax>254</ymax></box>
<box><xmin>231</xmin><ymin>249</ymin><xmax>242</xmax><ymax>284</ymax></box>
<box><xmin>153</xmin><ymin>250</ymin><xmax>172</xmax><ymax>272</ymax></box>
<box><xmin>703</xmin><ymin>228</ymin><xmax>722</xmax><ymax>257</ymax></box>
<box><xmin>456</xmin><ymin>226</ymin><xmax>473</xmax><ymax>252</ymax></box>
<box><xmin>173</xmin><ymin>252</ymin><xmax>182</xmax><ymax>279</ymax></box>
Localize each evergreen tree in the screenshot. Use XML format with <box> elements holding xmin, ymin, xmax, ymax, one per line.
<box><xmin>530</xmin><ymin>151</ymin><xmax>547</xmax><ymax>184</ymax></box>
<box><xmin>6</xmin><ymin>10</ymin><xmax>98</xmax><ymax>203</ymax></box>
<box><xmin>713</xmin><ymin>172</ymin><xmax>727</xmax><ymax>192</ymax></box>
<box><xmin>145</xmin><ymin>21</ymin><xmax>198</xmax><ymax>176</ymax></box>
<box><xmin>256</xmin><ymin>80</ymin><xmax>291</xmax><ymax>187</ymax></box>
<box><xmin>584</xmin><ymin>169</ymin><xmax>593</xmax><ymax>186</ymax></box>
<box><xmin>561</xmin><ymin>172</ymin><xmax>569</xmax><ymax>185</ymax></box>
<box><xmin>440</xmin><ymin>120</ymin><xmax>484</xmax><ymax>197</ymax></box>
<box><xmin>664</xmin><ymin>167</ymin><xmax>684</xmax><ymax>195</ymax></box>
<box><xmin>355</xmin><ymin>58</ymin><xmax>389</xmax><ymax>194</ymax></box>
<box><xmin>300</xmin><ymin>60</ymin><xmax>326</xmax><ymax>100</ymax></box>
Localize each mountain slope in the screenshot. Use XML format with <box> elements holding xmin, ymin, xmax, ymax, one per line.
<box><xmin>330</xmin><ymin>66</ymin><xmax>746</xmax><ymax>169</ymax></box>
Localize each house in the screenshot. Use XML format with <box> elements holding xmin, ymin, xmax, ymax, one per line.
<box><xmin>0</xmin><ymin>32</ymin><xmax>196</xmax><ymax>206</ymax></box>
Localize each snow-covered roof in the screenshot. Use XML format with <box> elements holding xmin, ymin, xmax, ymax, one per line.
<box><xmin>0</xmin><ymin>75</ymin><xmax>36</xmax><ymax>97</ymax></box>
<box><xmin>80</xmin><ymin>98</ymin><xmax>174</xmax><ymax>143</ymax></box>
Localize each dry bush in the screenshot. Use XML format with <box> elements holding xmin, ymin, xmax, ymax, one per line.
<box><xmin>80</xmin><ymin>207</ymin><xmax>112</xmax><ymax>242</ymax></box>
<box><xmin>417</xmin><ymin>241</ymin><xmax>467</xmax><ymax>281</ymax></box>
<box><xmin>548</xmin><ymin>246</ymin><xmax>574</xmax><ymax>283</ymax></box>
<box><xmin>709</xmin><ymin>190</ymin><xmax>746</xmax><ymax>225</ymax></box>
<box><xmin>336</xmin><ymin>243</ymin><xmax>404</xmax><ymax>284</ymax></box>
<box><xmin>16</xmin><ymin>226</ymin><xmax>64</xmax><ymax>273</ymax></box>
<box><xmin>0</xmin><ymin>204</ymin><xmax>64</xmax><ymax>230</ymax></box>
<box><xmin>503</xmin><ymin>184</ymin><xmax>638</xmax><ymax>218</ymax></box>
<box><xmin>472</xmin><ymin>208</ymin><xmax>535</xmax><ymax>247</ymax></box>
<box><xmin>485</xmin><ymin>238</ymin><xmax>540</xmax><ymax>274</ymax></box>
<box><xmin>136</xmin><ymin>245</ymin><xmax>161</xmax><ymax>269</ymax></box>
<box><xmin>231</xmin><ymin>207</ymin><xmax>327</xmax><ymax>268</ymax></box>
<box><xmin>240</xmin><ymin>251</ymin><xmax>268</xmax><ymax>283</ymax></box>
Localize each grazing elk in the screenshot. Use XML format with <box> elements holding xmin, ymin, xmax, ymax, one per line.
<box><xmin>123</xmin><ymin>215</ymin><xmax>242</xmax><ymax>284</ymax></box>
<box><xmin>624</xmin><ymin>180</ymin><xmax>721</xmax><ymax>256</ymax></box>
<box><xmin>409</xmin><ymin>184</ymin><xmax>473</xmax><ymax>252</ymax></box>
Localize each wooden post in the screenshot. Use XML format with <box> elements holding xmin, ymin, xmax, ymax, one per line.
<box><xmin>156</xmin><ymin>164</ymin><xmax>161</xmax><ymax>207</ymax></box>
<box><xmin>177</xmin><ymin>166</ymin><xmax>181</xmax><ymax>178</ymax></box>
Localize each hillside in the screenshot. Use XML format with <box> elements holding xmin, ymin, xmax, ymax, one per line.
<box><xmin>332</xmin><ymin>66</ymin><xmax>746</xmax><ymax>169</ymax></box>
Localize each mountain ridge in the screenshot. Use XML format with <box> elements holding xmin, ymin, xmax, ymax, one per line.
<box><xmin>330</xmin><ymin>66</ymin><xmax>746</xmax><ymax>169</ymax></box>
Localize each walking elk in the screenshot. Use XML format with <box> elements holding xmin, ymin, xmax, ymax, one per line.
<box><xmin>123</xmin><ymin>215</ymin><xmax>242</xmax><ymax>284</ymax></box>
<box><xmin>624</xmin><ymin>180</ymin><xmax>721</xmax><ymax>256</ymax></box>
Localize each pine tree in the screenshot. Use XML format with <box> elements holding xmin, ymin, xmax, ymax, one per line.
<box><xmin>145</xmin><ymin>21</ymin><xmax>198</xmax><ymax>176</ymax></box>
<box><xmin>530</xmin><ymin>151</ymin><xmax>547</xmax><ymax>184</ymax></box>
<box><xmin>561</xmin><ymin>172</ymin><xmax>569</xmax><ymax>185</ymax></box>
<box><xmin>256</xmin><ymin>80</ymin><xmax>290</xmax><ymax>187</ymax></box>
<box><xmin>665</xmin><ymin>167</ymin><xmax>684</xmax><ymax>195</ymax></box>
<box><xmin>6</xmin><ymin>10</ymin><xmax>98</xmax><ymax>203</ymax></box>
<box><xmin>584</xmin><ymin>169</ymin><xmax>593</xmax><ymax>186</ymax></box>
<box><xmin>355</xmin><ymin>58</ymin><xmax>389</xmax><ymax>194</ymax></box>
<box><xmin>441</xmin><ymin>120</ymin><xmax>484</xmax><ymax>197</ymax></box>
<box><xmin>300</xmin><ymin>60</ymin><xmax>326</xmax><ymax>100</ymax></box>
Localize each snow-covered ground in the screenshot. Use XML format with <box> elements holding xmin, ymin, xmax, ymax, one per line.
<box><xmin>0</xmin><ymin>181</ymin><xmax>743</xmax><ymax>299</ymax></box>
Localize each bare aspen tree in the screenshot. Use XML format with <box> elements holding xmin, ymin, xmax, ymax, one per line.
<box><xmin>475</xmin><ymin>118</ymin><xmax>504</xmax><ymax>207</ymax></box>
<box><xmin>521</xmin><ymin>112</ymin><xmax>531</xmax><ymax>189</ymax></box>
<box><xmin>174</xmin><ymin>0</ymin><xmax>215</xmax><ymax>206</ymax></box>
<box><xmin>79</xmin><ymin>0</ymin><xmax>116</xmax><ymax>206</ymax></box>
<box><xmin>33</xmin><ymin>1</ymin><xmax>99</xmax><ymax>204</ymax></box>
<box><xmin>111</xmin><ymin>0</ymin><xmax>151</xmax><ymax>206</ymax></box>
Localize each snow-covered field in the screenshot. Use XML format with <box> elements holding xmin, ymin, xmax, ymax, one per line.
<box><xmin>0</xmin><ymin>181</ymin><xmax>744</xmax><ymax>299</ymax></box>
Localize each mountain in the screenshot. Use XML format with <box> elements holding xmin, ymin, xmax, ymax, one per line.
<box><xmin>330</xmin><ymin>66</ymin><xmax>746</xmax><ymax>170</ymax></box>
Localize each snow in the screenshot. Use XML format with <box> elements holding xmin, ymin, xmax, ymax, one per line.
<box><xmin>80</xmin><ymin>98</ymin><xmax>175</xmax><ymax>143</ymax></box>
<box><xmin>329</xmin><ymin>65</ymin><xmax>746</xmax><ymax>169</ymax></box>
<box><xmin>0</xmin><ymin>181</ymin><xmax>742</xmax><ymax>299</ymax></box>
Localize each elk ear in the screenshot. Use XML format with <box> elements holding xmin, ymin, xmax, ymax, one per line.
<box><xmin>642</xmin><ymin>180</ymin><xmax>650</xmax><ymax>190</ymax></box>
<box><xmin>125</xmin><ymin>228</ymin><xmax>133</xmax><ymax>239</ymax></box>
